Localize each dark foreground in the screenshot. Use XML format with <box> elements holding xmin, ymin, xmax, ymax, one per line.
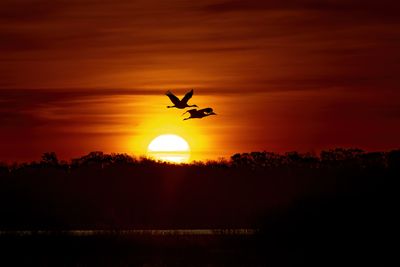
<box><xmin>0</xmin><ymin>229</ymin><xmax>391</xmax><ymax>267</ymax></box>
<box><xmin>0</xmin><ymin>149</ymin><xmax>398</xmax><ymax>266</ymax></box>
<box><xmin>0</xmin><ymin>188</ymin><xmax>395</xmax><ymax>266</ymax></box>
<box><xmin>0</xmin><ymin>194</ymin><xmax>395</xmax><ymax>267</ymax></box>
<box><xmin>1</xmin><ymin>230</ymin><xmax>262</xmax><ymax>267</ymax></box>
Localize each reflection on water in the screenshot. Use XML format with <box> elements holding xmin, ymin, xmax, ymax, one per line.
<box><xmin>0</xmin><ymin>228</ymin><xmax>264</xmax><ymax>267</ymax></box>
<box><xmin>0</xmin><ymin>229</ymin><xmax>257</xmax><ymax>236</ymax></box>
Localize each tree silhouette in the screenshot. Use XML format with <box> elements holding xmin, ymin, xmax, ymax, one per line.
<box><xmin>41</xmin><ymin>152</ymin><xmax>59</xmax><ymax>166</ymax></box>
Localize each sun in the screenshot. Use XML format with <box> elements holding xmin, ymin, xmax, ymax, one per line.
<box><xmin>147</xmin><ymin>134</ymin><xmax>190</xmax><ymax>163</ymax></box>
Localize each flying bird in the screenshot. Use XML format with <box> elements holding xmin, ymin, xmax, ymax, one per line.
<box><xmin>166</xmin><ymin>89</ymin><xmax>198</xmax><ymax>109</ymax></box>
<box><xmin>182</xmin><ymin>108</ymin><xmax>217</xmax><ymax>120</ymax></box>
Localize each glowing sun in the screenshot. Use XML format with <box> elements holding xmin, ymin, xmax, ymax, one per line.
<box><xmin>147</xmin><ymin>134</ymin><xmax>190</xmax><ymax>163</ymax></box>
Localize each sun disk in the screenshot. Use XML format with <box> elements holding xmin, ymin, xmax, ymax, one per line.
<box><xmin>147</xmin><ymin>134</ymin><xmax>190</xmax><ymax>163</ymax></box>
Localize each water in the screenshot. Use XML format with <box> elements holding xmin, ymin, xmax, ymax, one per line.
<box><xmin>0</xmin><ymin>228</ymin><xmax>258</xmax><ymax>236</ymax></box>
<box><xmin>0</xmin><ymin>229</ymin><xmax>266</xmax><ymax>267</ymax></box>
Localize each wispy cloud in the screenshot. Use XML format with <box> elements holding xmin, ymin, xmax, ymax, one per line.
<box><xmin>1</xmin><ymin>0</ymin><xmax>399</xmax><ymax>90</ymax></box>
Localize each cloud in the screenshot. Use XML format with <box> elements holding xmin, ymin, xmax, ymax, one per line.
<box><xmin>0</xmin><ymin>0</ymin><xmax>399</xmax><ymax>91</ymax></box>
<box><xmin>0</xmin><ymin>89</ymin><xmax>144</xmax><ymax>130</ymax></box>
<box><xmin>0</xmin><ymin>0</ymin><xmax>66</xmax><ymax>23</ymax></box>
<box><xmin>204</xmin><ymin>0</ymin><xmax>400</xmax><ymax>19</ymax></box>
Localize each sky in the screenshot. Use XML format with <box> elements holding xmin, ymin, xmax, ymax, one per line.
<box><xmin>1</xmin><ymin>0</ymin><xmax>400</xmax><ymax>162</ymax></box>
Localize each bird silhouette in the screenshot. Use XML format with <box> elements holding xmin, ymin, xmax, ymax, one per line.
<box><xmin>182</xmin><ymin>108</ymin><xmax>217</xmax><ymax>120</ymax></box>
<box><xmin>166</xmin><ymin>89</ymin><xmax>198</xmax><ymax>109</ymax></box>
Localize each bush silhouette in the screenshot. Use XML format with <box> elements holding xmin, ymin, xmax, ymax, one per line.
<box><xmin>0</xmin><ymin>148</ymin><xmax>397</xmax><ymax>230</ymax></box>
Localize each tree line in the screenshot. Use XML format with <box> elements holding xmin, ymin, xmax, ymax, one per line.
<box><xmin>1</xmin><ymin>148</ymin><xmax>399</xmax><ymax>173</ymax></box>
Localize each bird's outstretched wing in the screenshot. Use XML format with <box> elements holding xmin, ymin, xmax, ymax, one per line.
<box><xmin>181</xmin><ymin>89</ymin><xmax>194</xmax><ymax>104</ymax></box>
<box><xmin>198</xmin><ymin>107</ymin><xmax>213</xmax><ymax>114</ymax></box>
<box><xmin>182</xmin><ymin>108</ymin><xmax>198</xmax><ymax>116</ymax></box>
<box><xmin>166</xmin><ymin>91</ymin><xmax>180</xmax><ymax>105</ymax></box>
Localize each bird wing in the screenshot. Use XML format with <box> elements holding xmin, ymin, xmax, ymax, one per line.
<box><xmin>166</xmin><ymin>91</ymin><xmax>180</xmax><ymax>105</ymax></box>
<box><xmin>198</xmin><ymin>107</ymin><xmax>213</xmax><ymax>114</ymax></box>
<box><xmin>185</xmin><ymin>108</ymin><xmax>198</xmax><ymax>115</ymax></box>
<box><xmin>181</xmin><ymin>89</ymin><xmax>194</xmax><ymax>104</ymax></box>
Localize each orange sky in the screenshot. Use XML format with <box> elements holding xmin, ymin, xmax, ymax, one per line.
<box><xmin>1</xmin><ymin>0</ymin><xmax>400</xmax><ymax>162</ymax></box>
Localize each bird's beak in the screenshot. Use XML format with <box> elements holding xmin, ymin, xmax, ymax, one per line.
<box><xmin>211</xmin><ymin>112</ymin><xmax>217</xmax><ymax>115</ymax></box>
